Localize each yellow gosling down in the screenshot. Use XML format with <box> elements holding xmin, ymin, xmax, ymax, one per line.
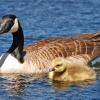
<box><xmin>48</xmin><ymin>57</ymin><xmax>96</xmax><ymax>82</ymax></box>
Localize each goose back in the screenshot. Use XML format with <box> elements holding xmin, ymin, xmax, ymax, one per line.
<box><xmin>23</xmin><ymin>33</ymin><xmax>100</xmax><ymax>73</ymax></box>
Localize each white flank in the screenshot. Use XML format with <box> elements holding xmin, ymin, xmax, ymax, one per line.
<box><xmin>0</xmin><ymin>53</ymin><xmax>23</xmax><ymax>73</ymax></box>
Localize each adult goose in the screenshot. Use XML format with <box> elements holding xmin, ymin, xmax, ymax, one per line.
<box><xmin>0</xmin><ymin>14</ymin><xmax>99</xmax><ymax>74</ymax></box>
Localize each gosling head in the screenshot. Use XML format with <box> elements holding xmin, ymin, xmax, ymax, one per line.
<box><xmin>51</xmin><ymin>57</ymin><xmax>68</xmax><ymax>73</ymax></box>
<box><xmin>0</xmin><ymin>14</ymin><xmax>19</xmax><ymax>34</ymax></box>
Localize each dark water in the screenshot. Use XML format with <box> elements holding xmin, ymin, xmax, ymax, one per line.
<box><xmin>0</xmin><ymin>0</ymin><xmax>100</xmax><ymax>100</ymax></box>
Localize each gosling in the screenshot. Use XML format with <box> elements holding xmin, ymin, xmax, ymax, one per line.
<box><xmin>48</xmin><ymin>57</ymin><xmax>96</xmax><ymax>82</ymax></box>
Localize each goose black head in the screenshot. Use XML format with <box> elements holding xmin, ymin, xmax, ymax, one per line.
<box><xmin>0</xmin><ymin>15</ymin><xmax>24</xmax><ymax>63</ymax></box>
<box><xmin>0</xmin><ymin>15</ymin><xmax>19</xmax><ymax>34</ymax></box>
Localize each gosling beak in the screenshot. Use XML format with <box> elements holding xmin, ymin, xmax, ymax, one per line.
<box><xmin>49</xmin><ymin>68</ymin><xmax>55</xmax><ymax>72</ymax></box>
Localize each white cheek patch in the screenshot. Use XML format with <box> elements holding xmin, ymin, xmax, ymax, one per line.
<box><xmin>10</xmin><ymin>18</ymin><xmax>19</xmax><ymax>33</ymax></box>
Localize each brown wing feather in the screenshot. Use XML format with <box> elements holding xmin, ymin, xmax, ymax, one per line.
<box><xmin>23</xmin><ymin>33</ymin><xmax>100</xmax><ymax>73</ymax></box>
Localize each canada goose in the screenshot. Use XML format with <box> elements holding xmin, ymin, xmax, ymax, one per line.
<box><xmin>0</xmin><ymin>14</ymin><xmax>100</xmax><ymax>74</ymax></box>
<box><xmin>48</xmin><ymin>57</ymin><xmax>96</xmax><ymax>82</ymax></box>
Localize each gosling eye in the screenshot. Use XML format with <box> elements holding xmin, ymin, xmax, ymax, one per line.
<box><xmin>56</xmin><ymin>64</ymin><xmax>62</xmax><ymax>68</ymax></box>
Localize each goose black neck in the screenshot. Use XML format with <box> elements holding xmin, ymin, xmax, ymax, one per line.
<box><xmin>7</xmin><ymin>21</ymin><xmax>24</xmax><ymax>63</ymax></box>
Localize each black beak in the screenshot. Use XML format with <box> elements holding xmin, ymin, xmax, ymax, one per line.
<box><xmin>50</xmin><ymin>68</ymin><xmax>55</xmax><ymax>72</ymax></box>
<box><xmin>0</xmin><ymin>19</ymin><xmax>14</xmax><ymax>34</ymax></box>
